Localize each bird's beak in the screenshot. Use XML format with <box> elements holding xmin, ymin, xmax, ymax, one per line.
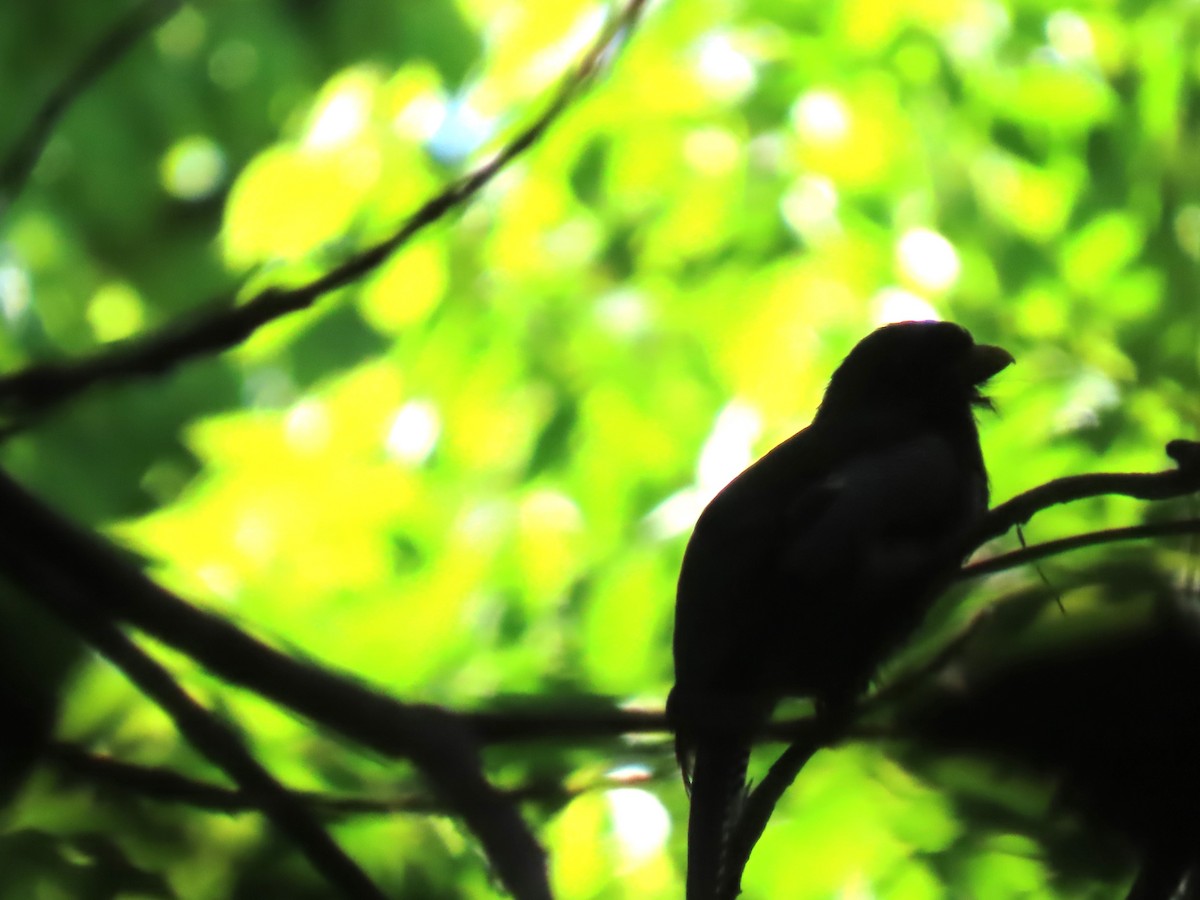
<box><xmin>966</xmin><ymin>343</ymin><xmax>1014</xmax><ymax>384</ymax></box>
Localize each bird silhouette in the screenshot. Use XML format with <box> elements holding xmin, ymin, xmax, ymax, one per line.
<box><xmin>668</xmin><ymin>320</ymin><xmax>1012</xmax><ymax>899</ymax></box>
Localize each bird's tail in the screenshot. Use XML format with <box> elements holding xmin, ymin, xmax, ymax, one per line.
<box><xmin>686</xmin><ymin>739</ymin><xmax>749</xmax><ymax>900</ymax></box>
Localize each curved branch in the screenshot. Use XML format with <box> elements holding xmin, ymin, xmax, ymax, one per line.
<box><xmin>0</xmin><ymin>0</ymin><xmax>650</xmax><ymax>425</ymax></box>
<box><xmin>0</xmin><ymin>466</ymin><xmax>552</xmax><ymax>900</ymax></box>
<box><xmin>0</xmin><ymin>0</ymin><xmax>182</xmax><ymax>209</ymax></box>
<box><xmin>960</xmin><ymin>519</ymin><xmax>1200</xmax><ymax>581</ymax></box>
<box><xmin>0</xmin><ymin>551</ymin><xmax>385</xmax><ymax>900</ymax></box>
<box><xmin>968</xmin><ymin>441</ymin><xmax>1200</xmax><ymax>551</ymax></box>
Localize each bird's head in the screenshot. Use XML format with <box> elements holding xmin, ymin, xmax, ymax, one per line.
<box><xmin>817</xmin><ymin>320</ymin><xmax>1014</xmax><ymax>422</ymax></box>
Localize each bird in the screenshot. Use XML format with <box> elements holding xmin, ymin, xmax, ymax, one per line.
<box><xmin>667</xmin><ymin>319</ymin><xmax>1013</xmax><ymax>899</ymax></box>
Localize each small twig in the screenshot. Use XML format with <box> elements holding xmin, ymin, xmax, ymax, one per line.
<box><xmin>0</xmin><ymin>0</ymin><xmax>650</xmax><ymax>426</ymax></box>
<box><xmin>0</xmin><ymin>0</ymin><xmax>182</xmax><ymax>209</ymax></box>
<box><xmin>0</xmin><ymin>551</ymin><xmax>386</xmax><ymax>900</ymax></box>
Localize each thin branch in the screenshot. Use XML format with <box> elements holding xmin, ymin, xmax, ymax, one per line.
<box><xmin>967</xmin><ymin>441</ymin><xmax>1200</xmax><ymax>551</ymax></box>
<box><xmin>0</xmin><ymin>0</ymin><xmax>182</xmax><ymax>210</ymax></box>
<box><xmin>960</xmin><ymin>519</ymin><xmax>1200</xmax><ymax>581</ymax></box>
<box><xmin>467</xmin><ymin>706</ymin><xmax>668</xmax><ymax>743</ymax></box>
<box><xmin>0</xmin><ymin>0</ymin><xmax>651</xmax><ymax>425</ymax></box>
<box><xmin>49</xmin><ymin>741</ymin><xmax>659</xmax><ymax>816</ymax></box>
<box><xmin>0</xmin><ymin>468</ymin><xmax>553</xmax><ymax>900</ymax></box>
<box><xmin>0</xmin><ymin>550</ymin><xmax>386</xmax><ymax>900</ymax></box>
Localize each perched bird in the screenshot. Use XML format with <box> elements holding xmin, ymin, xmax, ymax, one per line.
<box><xmin>668</xmin><ymin>320</ymin><xmax>1012</xmax><ymax>899</ymax></box>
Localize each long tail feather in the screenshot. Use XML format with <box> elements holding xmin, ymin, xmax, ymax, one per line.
<box><xmin>687</xmin><ymin>739</ymin><xmax>750</xmax><ymax>900</ymax></box>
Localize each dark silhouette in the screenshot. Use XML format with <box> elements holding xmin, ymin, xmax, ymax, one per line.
<box><xmin>906</xmin><ymin>595</ymin><xmax>1200</xmax><ymax>900</ymax></box>
<box><xmin>668</xmin><ymin>320</ymin><xmax>1013</xmax><ymax>899</ymax></box>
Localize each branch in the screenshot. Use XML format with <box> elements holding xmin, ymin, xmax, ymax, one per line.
<box><xmin>0</xmin><ymin>467</ymin><xmax>552</xmax><ymax>900</ymax></box>
<box><xmin>960</xmin><ymin>519</ymin><xmax>1200</xmax><ymax>581</ymax></box>
<box><xmin>49</xmin><ymin>741</ymin><xmax>659</xmax><ymax>816</ymax></box>
<box><xmin>467</xmin><ymin>705</ymin><xmax>668</xmax><ymax>743</ymax></box>
<box><xmin>967</xmin><ymin>440</ymin><xmax>1200</xmax><ymax>551</ymax></box>
<box><xmin>0</xmin><ymin>0</ymin><xmax>182</xmax><ymax>209</ymax></box>
<box><xmin>0</xmin><ymin>0</ymin><xmax>651</xmax><ymax>425</ymax></box>
<box><xmin>0</xmin><ymin>548</ymin><xmax>385</xmax><ymax>900</ymax></box>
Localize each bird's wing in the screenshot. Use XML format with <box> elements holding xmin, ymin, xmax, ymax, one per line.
<box><xmin>780</xmin><ymin>430</ymin><xmax>983</xmax><ymax>578</ymax></box>
<box><xmin>768</xmin><ymin>430</ymin><xmax>986</xmax><ymax>699</ymax></box>
<box><xmin>672</xmin><ymin>425</ymin><xmax>836</xmax><ymax>701</ymax></box>
<box><xmin>671</xmin><ymin>428</ymin><xmax>985</xmax><ymax>900</ymax></box>
<box><xmin>674</xmin><ymin>428</ymin><xmax>984</xmax><ymax>702</ymax></box>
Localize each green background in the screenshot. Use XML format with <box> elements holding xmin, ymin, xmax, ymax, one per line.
<box><xmin>0</xmin><ymin>0</ymin><xmax>1198</xmax><ymax>896</ymax></box>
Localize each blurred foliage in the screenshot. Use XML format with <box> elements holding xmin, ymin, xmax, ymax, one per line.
<box><xmin>0</xmin><ymin>0</ymin><xmax>1198</xmax><ymax>896</ymax></box>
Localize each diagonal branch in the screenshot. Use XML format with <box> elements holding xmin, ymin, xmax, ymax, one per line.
<box><xmin>0</xmin><ymin>0</ymin><xmax>650</xmax><ymax>426</ymax></box>
<box><xmin>0</xmin><ymin>547</ymin><xmax>386</xmax><ymax>900</ymax></box>
<box><xmin>0</xmin><ymin>465</ymin><xmax>552</xmax><ymax>900</ymax></box>
<box><xmin>0</xmin><ymin>0</ymin><xmax>182</xmax><ymax>210</ymax></box>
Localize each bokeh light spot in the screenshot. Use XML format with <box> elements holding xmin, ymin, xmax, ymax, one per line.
<box><xmin>161</xmin><ymin>135</ymin><xmax>226</xmax><ymax>200</ymax></box>
<box><xmin>387</xmin><ymin>400</ymin><xmax>441</xmax><ymax>464</ymax></box>
<box><xmin>896</xmin><ymin>228</ymin><xmax>961</xmax><ymax>293</ymax></box>
<box><xmin>87</xmin><ymin>282</ymin><xmax>145</xmax><ymax>342</ymax></box>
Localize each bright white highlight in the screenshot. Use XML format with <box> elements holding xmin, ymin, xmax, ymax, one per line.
<box><xmin>606</xmin><ymin>788</ymin><xmax>671</xmax><ymax>863</ymax></box>
<box><xmin>307</xmin><ymin>87</ymin><xmax>369</xmax><ymax>149</ymax></box>
<box><xmin>393</xmin><ymin>94</ymin><xmax>446</xmax><ymax>141</ymax></box>
<box><xmin>792</xmin><ymin>90</ymin><xmax>850</xmax><ymax>143</ymax></box>
<box><xmin>284</xmin><ymin>400</ymin><xmax>331</xmax><ymax>454</ymax></box>
<box><xmin>872</xmin><ymin>287</ymin><xmax>941</xmax><ymax>326</ymax></box>
<box><xmin>645</xmin><ymin>401</ymin><xmax>762</xmax><ymax>539</ymax></box>
<box><xmin>0</xmin><ymin>263</ymin><xmax>31</xmax><ymax>321</ymax></box>
<box><xmin>698</xmin><ymin>401</ymin><xmax>762</xmax><ymax>495</ymax></box>
<box><xmin>696</xmin><ymin>34</ymin><xmax>756</xmax><ymax>101</ymax></box>
<box><xmin>386</xmin><ymin>400</ymin><xmax>440</xmax><ymax>464</ymax></box>
<box><xmin>897</xmin><ymin>228</ymin><xmax>961</xmax><ymax>293</ymax></box>
<box><xmin>594</xmin><ymin>289</ymin><xmax>650</xmax><ymax>338</ymax></box>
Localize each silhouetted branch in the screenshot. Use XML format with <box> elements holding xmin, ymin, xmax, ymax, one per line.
<box><xmin>968</xmin><ymin>440</ymin><xmax>1200</xmax><ymax>550</ymax></box>
<box><xmin>467</xmin><ymin>705</ymin><xmax>667</xmax><ymax>743</ymax></box>
<box><xmin>0</xmin><ymin>547</ymin><xmax>386</xmax><ymax>900</ymax></box>
<box><xmin>49</xmin><ymin>741</ymin><xmax>660</xmax><ymax>816</ymax></box>
<box><xmin>0</xmin><ymin>0</ymin><xmax>182</xmax><ymax>209</ymax></box>
<box><xmin>0</xmin><ymin>0</ymin><xmax>650</xmax><ymax>427</ymax></box>
<box><xmin>961</xmin><ymin>519</ymin><xmax>1200</xmax><ymax>580</ymax></box>
<box><xmin>0</xmin><ymin>467</ymin><xmax>552</xmax><ymax>900</ymax></box>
